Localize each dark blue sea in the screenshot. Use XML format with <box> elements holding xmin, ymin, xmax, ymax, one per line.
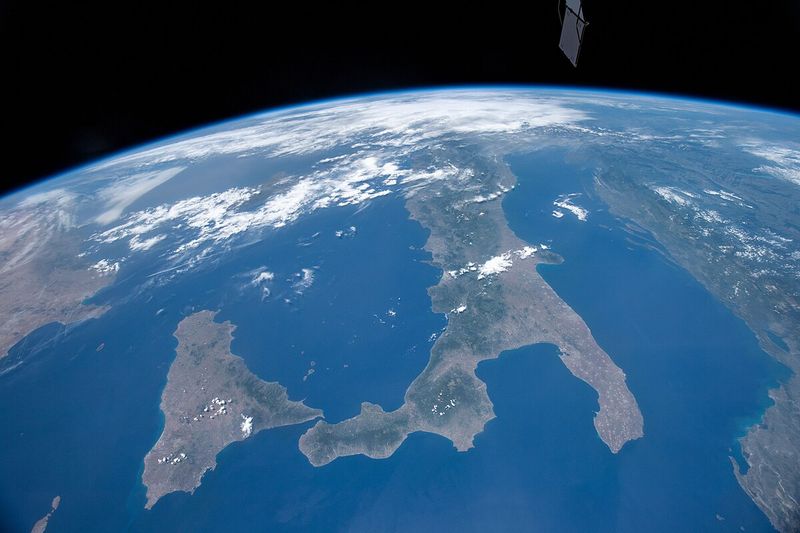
<box><xmin>0</xmin><ymin>149</ymin><xmax>784</xmax><ymax>532</ymax></box>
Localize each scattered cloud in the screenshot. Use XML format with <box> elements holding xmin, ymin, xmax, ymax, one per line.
<box><xmin>90</xmin><ymin>259</ymin><xmax>120</xmax><ymax>274</ymax></box>
<box><xmin>741</xmin><ymin>141</ymin><xmax>800</xmax><ymax>186</ymax></box>
<box><xmin>129</xmin><ymin>234</ymin><xmax>166</xmax><ymax>251</ymax></box>
<box><xmin>89</xmin><ymin>154</ymin><xmax>469</xmax><ymax>268</ymax></box>
<box><xmin>448</xmin><ymin>246</ymin><xmax>544</xmax><ymax>281</ymax></box>
<box><xmin>86</xmin><ymin>91</ymin><xmax>591</xmax><ymax>172</ymax></box>
<box><xmin>252</xmin><ymin>270</ymin><xmax>275</xmax><ymax>284</ymax></box>
<box><xmin>477</xmin><ymin>253</ymin><xmax>514</xmax><ymax>279</ymax></box>
<box><xmin>293</xmin><ymin>268</ymin><xmax>315</xmax><ymax>294</ymax></box>
<box><xmin>553</xmin><ymin>193</ymin><xmax>588</xmax><ymax>221</ymax></box>
<box><xmin>652</xmin><ymin>186</ymin><xmax>695</xmax><ymax>206</ymax></box>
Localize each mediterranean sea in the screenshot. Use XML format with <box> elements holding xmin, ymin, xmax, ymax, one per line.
<box><xmin>0</xmin><ymin>148</ymin><xmax>785</xmax><ymax>532</ymax></box>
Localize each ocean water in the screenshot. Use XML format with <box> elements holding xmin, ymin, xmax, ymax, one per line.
<box><xmin>0</xmin><ymin>149</ymin><xmax>784</xmax><ymax>532</ymax></box>
<box><xmin>0</xmin><ymin>193</ymin><xmax>443</xmax><ymax>531</ymax></box>
<box><xmin>497</xmin><ymin>150</ymin><xmax>783</xmax><ymax>531</ymax></box>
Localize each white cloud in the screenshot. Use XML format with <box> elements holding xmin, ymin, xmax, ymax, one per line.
<box><xmin>448</xmin><ymin>246</ymin><xmax>539</xmax><ymax>281</ymax></box>
<box><xmin>252</xmin><ymin>271</ymin><xmax>275</xmax><ymax>285</ymax></box>
<box><xmin>90</xmin><ymin>259</ymin><xmax>120</xmax><ymax>274</ymax></box>
<box><xmin>514</xmin><ymin>246</ymin><xmax>538</xmax><ymax>259</ymax></box>
<box><xmin>652</xmin><ymin>186</ymin><xmax>694</xmax><ymax>206</ymax></box>
<box><xmin>240</xmin><ymin>414</ymin><xmax>253</xmax><ymax>438</ymax></box>
<box><xmin>86</xmin><ymin>91</ymin><xmax>590</xmax><ymax>172</ymax></box>
<box><xmin>93</xmin><ymin>187</ymin><xmax>258</xmax><ymax>253</ymax></box>
<box><xmin>94</xmin><ymin>167</ymin><xmax>185</xmax><ymax>224</ymax></box>
<box><xmin>465</xmin><ymin>184</ymin><xmax>512</xmax><ymax>205</ymax></box>
<box><xmin>243</xmin><ymin>267</ymin><xmax>275</xmax><ymax>300</ymax></box>
<box><xmin>553</xmin><ymin>193</ymin><xmax>588</xmax><ymax>221</ymax></box>
<box><xmin>703</xmin><ymin>189</ymin><xmax>744</xmax><ymax>202</ymax></box>
<box><xmin>129</xmin><ymin>234</ymin><xmax>166</xmax><ymax>251</ymax></box>
<box><xmin>293</xmin><ymin>268</ymin><xmax>315</xmax><ymax>293</ymax></box>
<box><xmin>17</xmin><ymin>188</ymin><xmax>76</xmax><ymax>209</ymax></box>
<box><xmin>77</xmin><ymin>91</ymin><xmax>591</xmax><ymax>274</ymax></box>
<box><xmin>741</xmin><ymin>141</ymin><xmax>800</xmax><ymax>186</ymax></box>
<box><xmin>0</xmin><ymin>196</ymin><xmax>80</xmax><ymax>273</ymax></box>
<box><xmin>754</xmin><ymin>164</ymin><xmax>800</xmax><ymax>186</ymax></box>
<box><xmin>90</xmin><ymin>153</ymin><xmax>460</xmax><ymax>266</ymax></box>
<box><xmin>477</xmin><ymin>253</ymin><xmax>513</xmax><ymax>279</ymax></box>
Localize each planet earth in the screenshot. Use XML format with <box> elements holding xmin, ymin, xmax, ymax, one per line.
<box><xmin>1</xmin><ymin>88</ymin><xmax>799</xmax><ymax>532</ymax></box>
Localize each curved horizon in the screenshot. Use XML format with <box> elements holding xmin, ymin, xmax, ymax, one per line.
<box><xmin>6</xmin><ymin>84</ymin><xmax>799</xmax><ymax>200</ymax></box>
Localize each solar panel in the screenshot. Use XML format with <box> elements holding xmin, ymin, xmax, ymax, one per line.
<box><xmin>559</xmin><ymin>0</ymin><xmax>588</xmax><ymax>67</ymax></box>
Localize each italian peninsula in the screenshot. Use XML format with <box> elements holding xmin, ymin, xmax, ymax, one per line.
<box><xmin>299</xmin><ymin>149</ymin><xmax>644</xmax><ymax>466</ymax></box>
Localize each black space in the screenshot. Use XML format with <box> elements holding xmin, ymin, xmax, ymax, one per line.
<box><xmin>3</xmin><ymin>1</ymin><xmax>799</xmax><ymax>195</ymax></box>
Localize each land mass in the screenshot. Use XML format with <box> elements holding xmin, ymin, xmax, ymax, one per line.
<box><xmin>593</xmin><ymin>157</ymin><xmax>800</xmax><ymax>532</ymax></box>
<box><xmin>299</xmin><ymin>148</ymin><xmax>643</xmax><ymax>466</ymax></box>
<box><xmin>30</xmin><ymin>495</ymin><xmax>60</xmax><ymax>533</ymax></box>
<box><xmin>142</xmin><ymin>310</ymin><xmax>322</xmax><ymax>509</ymax></box>
<box><xmin>0</xmin><ymin>200</ymin><xmax>115</xmax><ymax>359</ymax></box>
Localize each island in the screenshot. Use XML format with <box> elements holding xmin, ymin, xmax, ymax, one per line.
<box><xmin>299</xmin><ymin>148</ymin><xmax>644</xmax><ymax>466</ymax></box>
<box><xmin>30</xmin><ymin>495</ymin><xmax>60</xmax><ymax>533</ymax></box>
<box><xmin>142</xmin><ymin>310</ymin><xmax>323</xmax><ymax>509</ymax></box>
